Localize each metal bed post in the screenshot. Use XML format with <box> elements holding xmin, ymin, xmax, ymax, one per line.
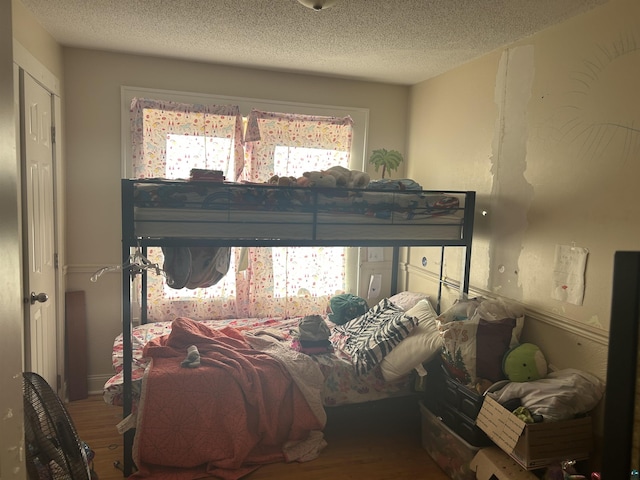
<box><xmin>121</xmin><ymin>246</ymin><xmax>135</xmax><ymax>476</ymax></box>
<box><xmin>120</xmin><ymin>180</ymin><xmax>135</xmax><ymax>477</ymax></box>
<box><xmin>141</xmin><ymin>246</ymin><xmax>148</xmax><ymax>324</ymax></box>
<box><xmin>435</xmin><ymin>191</ymin><xmax>475</xmax><ymax>313</ymax></box>
<box><xmin>461</xmin><ymin>191</ymin><xmax>475</xmax><ymax>295</ymax></box>
<box><xmin>391</xmin><ymin>246</ymin><xmax>399</xmax><ymax>296</ymax></box>
<box><xmin>437</xmin><ymin>247</ymin><xmax>445</xmax><ymax>314</ymax></box>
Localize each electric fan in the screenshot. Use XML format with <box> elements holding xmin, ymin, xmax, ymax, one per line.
<box><xmin>22</xmin><ymin>372</ymin><xmax>92</xmax><ymax>480</ymax></box>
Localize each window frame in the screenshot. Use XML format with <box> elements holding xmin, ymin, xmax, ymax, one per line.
<box><xmin>120</xmin><ymin>86</ymin><xmax>369</xmax><ymax>179</ymax></box>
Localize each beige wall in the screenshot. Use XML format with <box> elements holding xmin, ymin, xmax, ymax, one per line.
<box><xmin>406</xmin><ymin>0</ymin><xmax>638</xmax><ymax>462</ymax></box>
<box><xmin>407</xmin><ymin>0</ymin><xmax>639</xmax><ymax>378</ymax></box>
<box><xmin>407</xmin><ymin>0</ymin><xmax>640</xmax><ymax>462</ymax></box>
<box><xmin>61</xmin><ymin>48</ymin><xmax>410</xmax><ymax>390</ymax></box>
<box><xmin>2</xmin><ymin>0</ymin><xmax>24</xmax><ymax>477</ymax></box>
<box><xmin>12</xmin><ymin>0</ymin><xmax>64</xmax><ymax>81</ymax></box>
<box><xmin>5</xmin><ymin>1</ymin><xmax>64</xmax><ymax>478</ymax></box>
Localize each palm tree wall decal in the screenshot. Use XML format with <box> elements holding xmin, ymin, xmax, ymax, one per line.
<box><xmin>368</xmin><ymin>149</ymin><xmax>404</xmax><ymax>179</ymax></box>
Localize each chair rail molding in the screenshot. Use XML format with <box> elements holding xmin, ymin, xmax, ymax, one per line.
<box><xmin>403</xmin><ymin>262</ymin><xmax>608</xmax><ymax>347</ymax></box>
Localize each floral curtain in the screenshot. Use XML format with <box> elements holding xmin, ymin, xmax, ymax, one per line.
<box><xmin>130</xmin><ymin>97</ymin><xmax>245</xmax><ymax>179</ymax></box>
<box><xmin>243</xmin><ymin>109</ymin><xmax>353</xmax><ymax>182</ymax></box>
<box><xmin>239</xmin><ymin>110</ymin><xmax>354</xmax><ymax>318</ymax></box>
<box><xmin>130</xmin><ymin>99</ymin><xmax>354</xmax><ymax>321</ymax></box>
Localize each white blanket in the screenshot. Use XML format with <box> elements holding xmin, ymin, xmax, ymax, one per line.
<box><xmin>487</xmin><ymin>368</ymin><xmax>604</xmax><ymax>421</ymax></box>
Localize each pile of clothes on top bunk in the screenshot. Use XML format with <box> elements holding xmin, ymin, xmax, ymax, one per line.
<box><xmin>367</xmin><ymin>178</ymin><xmax>423</xmax><ymax>191</ymax></box>
<box><xmin>189</xmin><ymin>168</ymin><xmax>225</xmax><ymax>182</ymax></box>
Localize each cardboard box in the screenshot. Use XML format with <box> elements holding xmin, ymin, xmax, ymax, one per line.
<box><xmin>475</xmin><ymin>396</ymin><xmax>593</xmax><ymax>470</ymax></box>
<box><xmin>470</xmin><ymin>447</ymin><xmax>539</xmax><ymax>480</ymax></box>
<box><xmin>420</xmin><ymin>401</ymin><xmax>479</xmax><ymax>480</ymax></box>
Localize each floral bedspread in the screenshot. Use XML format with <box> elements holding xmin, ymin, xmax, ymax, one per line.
<box><xmin>103</xmin><ymin>316</ymin><xmax>413</xmax><ymax>408</ymax></box>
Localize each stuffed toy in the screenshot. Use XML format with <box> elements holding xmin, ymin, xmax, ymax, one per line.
<box><xmin>323</xmin><ymin>165</ymin><xmax>371</xmax><ymax>189</ymax></box>
<box><xmin>299</xmin><ymin>171</ymin><xmax>337</xmax><ymax>188</ymax></box>
<box><xmin>268</xmin><ymin>174</ymin><xmax>297</xmax><ymax>186</ymax></box>
<box><xmin>324</xmin><ymin>165</ymin><xmax>351</xmax><ymax>187</ymax></box>
<box><xmin>349</xmin><ymin>170</ymin><xmax>370</xmax><ymax>188</ymax></box>
<box><xmin>271</xmin><ymin>167</ymin><xmax>370</xmax><ymax>189</ymax></box>
<box><xmin>502</xmin><ymin>342</ymin><xmax>548</xmax><ymax>382</ymax></box>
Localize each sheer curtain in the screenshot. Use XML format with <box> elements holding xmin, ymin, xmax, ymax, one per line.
<box><xmin>130</xmin><ymin>99</ymin><xmax>354</xmax><ymax>321</ymax></box>
<box><xmin>239</xmin><ymin>109</ymin><xmax>354</xmax><ymax>318</ymax></box>
<box><xmin>130</xmin><ymin>98</ymin><xmax>245</xmax><ymax>179</ymax></box>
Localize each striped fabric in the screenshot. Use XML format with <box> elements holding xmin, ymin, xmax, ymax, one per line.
<box><xmin>331</xmin><ymin>298</ymin><xmax>417</xmax><ymax>375</ymax></box>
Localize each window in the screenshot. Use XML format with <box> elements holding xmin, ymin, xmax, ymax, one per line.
<box><xmin>123</xmin><ymin>87</ymin><xmax>368</xmax><ymax>321</ymax></box>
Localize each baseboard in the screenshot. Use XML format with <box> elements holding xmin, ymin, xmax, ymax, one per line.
<box><xmin>88</xmin><ymin>374</ymin><xmax>112</xmax><ymax>396</ymax></box>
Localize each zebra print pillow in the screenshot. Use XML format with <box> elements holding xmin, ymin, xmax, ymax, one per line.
<box><xmin>331</xmin><ymin>298</ymin><xmax>417</xmax><ymax>375</ymax></box>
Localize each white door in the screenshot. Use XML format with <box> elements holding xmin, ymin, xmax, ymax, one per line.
<box><xmin>22</xmin><ymin>71</ymin><xmax>58</xmax><ymax>389</ymax></box>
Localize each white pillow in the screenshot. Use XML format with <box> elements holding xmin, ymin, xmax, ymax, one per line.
<box><xmin>388</xmin><ymin>291</ymin><xmax>429</xmax><ymax>311</ymax></box>
<box><xmin>380</xmin><ymin>299</ymin><xmax>443</xmax><ymax>381</ymax></box>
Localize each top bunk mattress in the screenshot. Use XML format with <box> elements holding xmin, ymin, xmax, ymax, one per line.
<box><xmin>122</xmin><ymin>179</ymin><xmax>475</xmax><ymax>246</ymax></box>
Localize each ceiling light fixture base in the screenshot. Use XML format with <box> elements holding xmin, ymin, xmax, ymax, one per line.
<box><xmin>296</xmin><ymin>0</ymin><xmax>339</xmax><ymax>11</ymax></box>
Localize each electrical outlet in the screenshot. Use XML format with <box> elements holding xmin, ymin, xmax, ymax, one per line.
<box><xmin>368</xmin><ymin>247</ymin><xmax>384</xmax><ymax>262</ymax></box>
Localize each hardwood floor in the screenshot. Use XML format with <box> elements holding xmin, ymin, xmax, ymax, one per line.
<box><xmin>66</xmin><ymin>394</ymin><xmax>451</xmax><ymax>480</ymax></box>
<box><xmin>65</xmin><ymin>395</ymin><xmax>124</xmax><ymax>479</ymax></box>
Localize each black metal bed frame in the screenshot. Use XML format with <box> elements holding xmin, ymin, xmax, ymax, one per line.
<box><xmin>118</xmin><ymin>178</ymin><xmax>476</xmax><ymax>476</ymax></box>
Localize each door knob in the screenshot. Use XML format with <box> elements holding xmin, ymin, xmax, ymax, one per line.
<box><xmin>29</xmin><ymin>292</ymin><xmax>49</xmax><ymax>304</ymax></box>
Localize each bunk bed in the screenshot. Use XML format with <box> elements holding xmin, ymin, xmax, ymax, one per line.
<box><xmin>116</xmin><ymin>178</ymin><xmax>476</xmax><ymax>478</ymax></box>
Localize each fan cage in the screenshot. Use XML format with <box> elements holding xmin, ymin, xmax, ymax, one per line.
<box><xmin>23</xmin><ymin>372</ymin><xmax>92</xmax><ymax>480</ymax></box>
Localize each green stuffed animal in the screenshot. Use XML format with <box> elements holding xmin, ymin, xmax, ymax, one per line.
<box><xmin>502</xmin><ymin>342</ymin><xmax>548</xmax><ymax>382</ymax></box>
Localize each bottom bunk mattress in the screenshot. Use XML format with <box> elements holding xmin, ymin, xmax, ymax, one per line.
<box><xmin>104</xmin><ymin>315</ymin><xmax>415</xmax><ymax>409</ymax></box>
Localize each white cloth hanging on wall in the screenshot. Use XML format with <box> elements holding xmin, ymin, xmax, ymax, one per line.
<box><xmin>551</xmin><ymin>244</ymin><xmax>589</xmax><ymax>306</ymax></box>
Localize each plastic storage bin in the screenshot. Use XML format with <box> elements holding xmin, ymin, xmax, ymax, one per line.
<box><xmin>426</xmin><ymin>362</ymin><xmax>492</xmax><ymax>447</ymax></box>
<box><xmin>420</xmin><ymin>400</ymin><xmax>480</xmax><ymax>480</ymax></box>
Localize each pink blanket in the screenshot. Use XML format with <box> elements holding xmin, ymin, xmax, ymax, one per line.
<box><xmin>131</xmin><ymin>317</ymin><xmax>325</xmax><ymax>480</ymax></box>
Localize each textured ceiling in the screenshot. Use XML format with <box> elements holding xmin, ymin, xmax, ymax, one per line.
<box><xmin>19</xmin><ymin>0</ymin><xmax>607</xmax><ymax>85</ymax></box>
